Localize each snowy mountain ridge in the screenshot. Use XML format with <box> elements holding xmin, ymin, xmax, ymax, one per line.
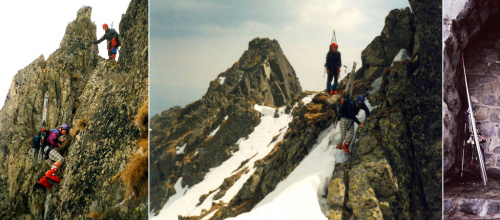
<box><xmin>150</xmin><ymin>2</ymin><xmax>442</xmax><ymax>218</ymax></box>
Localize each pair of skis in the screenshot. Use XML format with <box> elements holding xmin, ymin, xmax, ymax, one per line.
<box><xmin>34</xmin><ymin>92</ymin><xmax>49</xmax><ymax>165</ymax></box>
<box><xmin>344</xmin><ymin>61</ymin><xmax>357</xmax><ymax>99</ymax></box>
<box><xmin>33</xmin><ymin>92</ymin><xmax>49</xmax><ymax>219</ymax></box>
<box><xmin>344</xmin><ymin>62</ymin><xmax>359</xmax><ymax>157</ymax></box>
<box><xmin>462</xmin><ymin>54</ymin><xmax>487</xmax><ymax>185</ymax></box>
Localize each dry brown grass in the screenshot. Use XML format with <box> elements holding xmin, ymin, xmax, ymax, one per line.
<box><xmin>70</xmin><ymin>115</ymin><xmax>89</xmax><ymax>138</ymax></box>
<box><xmin>121</xmin><ymin>137</ymin><xmax>149</xmax><ymax>201</ymax></box>
<box><xmin>306</xmin><ymin>104</ymin><xmax>323</xmax><ymax>113</ymax></box>
<box><xmin>110</xmin><ymin>174</ymin><xmax>120</xmax><ymax>184</ymax></box>
<box><xmin>304</xmin><ymin>112</ymin><xmax>328</xmax><ymax>125</ymax></box>
<box><xmin>85</xmin><ymin>212</ymin><xmax>103</xmax><ymax>218</ymax></box>
<box><xmin>137</xmin><ymin>138</ymin><xmax>148</xmax><ymax>152</ymax></box>
<box><xmin>121</xmin><ymin>150</ymin><xmax>148</xmax><ymax>201</ymax></box>
<box><xmin>183</xmin><ymin>150</ymin><xmax>197</xmax><ymax>164</ymax></box>
<box><xmin>134</xmin><ymin>96</ymin><xmax>148</xmax><ymax>135</ymax></box>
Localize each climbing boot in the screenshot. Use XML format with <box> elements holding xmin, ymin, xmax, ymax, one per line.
<box><xmin>45</xmin><ymin>169</ymin><xmax>60</xmax><ymax>183</ymax></box>
<box><xmin>343</xmin><ymin>142</ymin><xmax>350</xmax><ymax>155</ymax></box>
<box><xmin>38</xmin><ymin>176</ymin><xmax>52</xmax><ymax>189</ymax></box>
<box><xmin>336</xmin><ymin>143</ymin><xmax>342</xmax><ymax>149</ymax></box>
<box><xmin>332</xmin><ymin>90</ymin><xmax>338</xmax><ymax>95</ymax></box>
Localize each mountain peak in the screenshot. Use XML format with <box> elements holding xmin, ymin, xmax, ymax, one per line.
<box><xmin>203</xmin><ymin>38</ymin><xmax>302</xmax><ymax>108</ymax></box>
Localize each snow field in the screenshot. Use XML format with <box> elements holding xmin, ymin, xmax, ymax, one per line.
<box><xmin>154</xmin><ymin>103</ymin><xmax>296</xmax><ymax>219</ymax></box>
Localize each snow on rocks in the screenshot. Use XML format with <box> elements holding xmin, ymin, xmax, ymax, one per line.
<box><xmin>391</xmin><ymin>49</ymin><xmax>411</xmax><ymax>66</ymax></box>
<box><xmin>229</xmin><ymin>100</ymin><xmax>374</xmax><ymax>219</ymax></box>
<box><xmin>153</xmin><ymin>103</ymin><xmax>296</xmax><ymax>219</ymax></box>
<box><xmin>208</xmin><ymin>125</ymin><xmax>221</xmax><ymax>137</ymax></box>
<box><xmin>219</xmin><ymin>77</ymin><xmax>226</xmax><ymax>85</ymax></box>
<box><xmin>176</xmin><ymin>144</ymin><xmax>187</xmax><ymax>155</ymax></box>
<box><xmin>154</xmin><ymin>95</ymin><xmax>374</xmax><ymax>219</ymax></box>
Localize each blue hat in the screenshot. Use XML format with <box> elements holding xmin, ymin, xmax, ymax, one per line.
<box><xmin>60</xmin><ymin>124</ymin><xmax>70</xmax><ymax>133</ymax></box>
<box><xmin>355</xmin><ymin>94</ymin><xmax>365</xmax><ymax>105</ymax></box>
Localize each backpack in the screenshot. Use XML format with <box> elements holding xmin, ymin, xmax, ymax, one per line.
<box><xmin>334</xmin><ymin>95</ymin><xmax>354</xmax><ymax>121</ymax></box>
<box><xmin>111</xmin><ymin>29</ymin><xmax>120</xmax><ymax>47</ymax></box>
<box><xmin>114</xmin><ymin>36</ymin><xmax>121</xmax><ymax>47</ymax></box>
<box><xmin>31</xmin><ymin>128</ymin><xmax>52</xmax><ymax>159</ymax></box>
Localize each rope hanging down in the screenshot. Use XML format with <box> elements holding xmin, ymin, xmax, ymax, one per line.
<box><xmin>63</xmin><ymin>44</ymin><xmax>96</xmax><ymax>124</ymax></box>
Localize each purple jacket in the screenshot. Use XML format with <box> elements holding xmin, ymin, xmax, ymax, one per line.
<box><xmin>48</xmin><ymin>128</ymin><xmax>61</xmax><ymax>147</ymax></box>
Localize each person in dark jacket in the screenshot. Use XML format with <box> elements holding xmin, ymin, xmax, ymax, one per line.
<box><xmin>336</xmin><ymin>94</ymin><xmax>370</xmax><ymax>155</ymax></box>
<box><xmin>38</xmin><ymin>124</ymin><xmax>70</xmax><ymax>189</ymax></box>
<box><xmin>94</xmin><ymin>23</ymin><xmax>119</xmax><ymax>60</ymax></box>
<box><xmin>325</xmin><ymin>42</ymin><xmax>342</xmax><ymax>95</ymax></box>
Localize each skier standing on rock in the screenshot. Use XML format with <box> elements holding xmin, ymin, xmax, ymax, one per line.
<box><xmin>336</xmin><ymin>94</ymin><xmax>370</xmax><ymax>155</ymax></box>
<box><xmin>94</xmin><ymin>23</ymin><xmax>120</xmax><ymax>60</ymax></box>
<box><xmin>38</xmin><ymin>124</ymin><xmax>70</xmax><ymax>189</ymax></box>
<box><xmin>325</xmin><ymin>42</ymin><xmax>342</xmax><ymax>95</ymax></box>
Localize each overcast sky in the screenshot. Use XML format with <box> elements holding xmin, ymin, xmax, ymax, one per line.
<box><xmin>151</xmin><ymin>0</ymin><xmax>411</xmax><ymax>116</ymax></box>
<box><xmin>0</xmin><ymin>0</ymin><xmax>130</xmax><ymax>110</ymax></box>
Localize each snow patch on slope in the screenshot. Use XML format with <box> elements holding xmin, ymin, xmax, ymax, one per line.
<box><xmin>219</xmin><ymin>77</ymin><xmax>226</xmax><ymax>85</ymax></box>
<box><xmin>301</xmin><ymin>93</ymin><xmax>316</xmax><ymax>105</ymax></box>
<box><xmin>153</xmin><ymin>97</ymin><xmax>308</xmax><ymax>219</ymax></box>
<box><xmin>208</xmin><ymin>125</ymin><xmax>220</xmax><ymax>137</ymax></box>
<box><xmin>154</xmin><ymin>94</ymin><xmax>375</xmax><ymax>220</ymax></box>
<box><xmin>228</xmin><ymin>99</ymin><xmax>375</xmax><ymax>219</ymax></box>
<box><xmin>227</xmin><ymin>124</ymin><xmax>346</xmax><ymax>220</ymax></box>
<box><xmin>176</xmin><ymin>144</ymin><xmax>187</xmax><ymax>155</ymax></box>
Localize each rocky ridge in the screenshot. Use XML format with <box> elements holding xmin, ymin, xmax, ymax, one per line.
<box><xmin>150</xmin><ymin>2</ymin><xmax>441</xmax><ymax>220</ymax></box>
<box><xmin>0</xmin><ymin>0</ymin><xmax>148</xmax><ymax>219</ymax></box>
<box><xmin>150</xmin><ymin>38</ymin><xmax>303</xmax><ymax>212</ymax></box>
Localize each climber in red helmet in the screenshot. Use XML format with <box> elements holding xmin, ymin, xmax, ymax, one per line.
<box><xmin>94</xmin><ymin>23</ymin><xmax>120</xmax><ymax>60</ymax></box>
<box><xmin>325</xmin><ymin>42</ymin><xmax>342</xmax><ymax>95</ymax></box>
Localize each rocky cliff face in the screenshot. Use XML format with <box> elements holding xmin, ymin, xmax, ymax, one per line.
<box><xmin>150</xmin><ymin>3</ymin><xmax>441</xmax><ymax>220</ymax></box>
<box><xmin>0</xmin><ymin>0</ymin><xmax>148</xmax><ymax>219</ymax></box>
<box><xmin>328</xmin><ymin>2</ymin><xmax>442</xmax><ymax>219</ymax></box>
<box><xmin>150</xmin><ymin>38</ymin><xmax>303</xmax><ymax>212</ymax></box>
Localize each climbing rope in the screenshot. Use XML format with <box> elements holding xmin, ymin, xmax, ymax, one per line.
<box><xmin>63</xmin><ymin>44</ymin><xmax>96</xmax><ymax>124</ymax></box>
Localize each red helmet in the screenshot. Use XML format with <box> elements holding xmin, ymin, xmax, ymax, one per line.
<box><xmin>331</xmin><ymin>42</ymin><xmax>338</xmax><ymax>48</ymax></box>
<box><xmin>103</xmin><ymin>23</ymin><xmax>108</xmax><ymax>28</ymax></box>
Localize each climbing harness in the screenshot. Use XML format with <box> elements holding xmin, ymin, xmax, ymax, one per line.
<box><xmin>63</xmin><ymin>44</ymin><xmax>96</xmax><ymax>124</ymax></box>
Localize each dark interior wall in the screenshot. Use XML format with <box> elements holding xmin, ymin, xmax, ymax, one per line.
<box><xmin>443</xmin><ymin>0</ymin><xmax>500</xmax><ymax>182</ymax></box>
<box><xmin>463</xmin><ymin>16</ymin><xmax>500</xmax><ymax>178</ymax></box>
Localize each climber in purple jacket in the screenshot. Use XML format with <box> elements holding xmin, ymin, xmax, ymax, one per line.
<box><xmin>38</xmin><ymin>124</ymin><xmax>70</xmax><ymax>189</ymax></box>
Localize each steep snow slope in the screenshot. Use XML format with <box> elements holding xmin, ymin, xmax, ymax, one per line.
<box><xmin>228</xmin><ymin>100</ymin><xmax>373</xmax><ymax>220</ymax></box>
<box><xmin>153</xmin><ymin>94</ymin><xmax>373</xmax><ymax>219</ymax></box>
